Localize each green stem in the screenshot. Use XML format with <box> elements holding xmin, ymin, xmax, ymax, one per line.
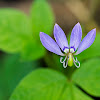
<box><xmin>64</xmin><ymin>66</ymin><xmax>76</xmax><ymax>80</ymax></box>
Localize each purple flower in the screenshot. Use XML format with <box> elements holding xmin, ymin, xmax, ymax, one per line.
<box><xmin>40</xmin><ymin>22</ymin><xmax>96</xmax><ymax>68</ymax></box>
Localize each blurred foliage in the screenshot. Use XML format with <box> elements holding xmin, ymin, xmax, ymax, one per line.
<box><xmin>0</xmin><ymin>54</ymin><xmax>39</xmax><ymax>99</ymax></box>
<box><xmin>0</xmin><ymin>0</ymin><xmax>54</xmax><ymax>61</ymax></box>
<box><xmin>21</xmin><ymin>0</ymin><xmax>55</xmax><ymax>61</ymax></box>
<box><xmin>3</xmin><ymin>54</ymin><xmax>36</xmax><ymax>95</ymax></box>
<box><xmin>0</xmin><ymin>9</ymin><xmax>31</xmax><ymax>53</ymax></box>
<box><xmin>31</xmin><ymin>0</ymin><xmax>54</xmax><ymax>42</ymax></box>
<box><xmin>76</xmin><ymin>33</ymin><xmax>100</xmax><ymax>62</ymax></box>
<box><xmin>0</xmin><ymin>0</ymin><xmax>55</xmax><ymax>99</ymax></box>
<box><xmin>21</xmin><ymin>38</ymin><xmax>45</xmax><ymax>61</ymax></box>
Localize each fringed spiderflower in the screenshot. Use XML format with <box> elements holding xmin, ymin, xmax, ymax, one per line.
<box><xmin>40</xmin><ymin>23</ymin><xmax>96</xmax><ymax>68</ymax></box>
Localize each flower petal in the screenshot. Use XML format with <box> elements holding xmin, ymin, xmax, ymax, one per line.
<box><xmin>75</xmin><ymin>28</ymin><xmax>96</xmax><ymax>55</ymax></box>
<box><xmin>54</xmin><ymin>23</ymin><xmax>69</xmax><ymax>51</ymax></box>
<box><xmin>40</xmin><ymin>32</ymin><xmax>64</xmax><ymax>56</ymax></box>
<box><xmin>70</xmin><ymin>22</ymin><xmax>82</xmax><ymax>51</ymax></box>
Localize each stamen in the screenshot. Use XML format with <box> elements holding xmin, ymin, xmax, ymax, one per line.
<box><xmin>60</xmin><ymin>56</ymin><xmax>68</xmax><ymax>68</ymax></box>
<box><xmin>63</xmin><ymin>60</ymin><xmax>68</xmax><ymax>68</ymax></box>
<box><xmin>73</xmin><ymin>57</ymin><xmax>80</xmax><ymax>68</ymax></box>
<box><xmin>60</xmin><ymin>56</ymin><xmax>67</xmax><ymax>63</ymax></box>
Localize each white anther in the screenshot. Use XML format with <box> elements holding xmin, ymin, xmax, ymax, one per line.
<box><xmin>70</xmin><ymin>48</ymin><xmax>75</xmax><ymax>53</ymax></box>
<box><xmin>64</xmin><ymin>48</ymin><xmax>69</xmax><ymax>53</ymax></box>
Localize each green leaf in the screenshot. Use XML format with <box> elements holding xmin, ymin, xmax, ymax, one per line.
<box><xmin>72</xmin><ymin>58</ymin><xmax>100</xmax><ymax>97</ymax></box>
<box><xmin>10</xmin><ymin>69</ymin><xmax>68</xmax><ymax>100</ymax></box>
<box><xmin>31</xmin><ymin>0</ymin><xmax>55</xmax><ymax>41</ymax></box>
<box><xmin>0</xmin><ymin>9</ymin><xmax>45</xmax><ymax>61</ymax></box>
<box><xmin>0</xmin><ymin>55</ymin><xmax>7</xmax><ymax>100</ymax></box>
<box><xmin>10</xmin><ymin>69</ymin><xmax>92</xmax><ymax>100</ymax></box>
<box><xmin>0</xmin><ymin>70</ymin><xmax>7</xmax><ymax>100</ymax></box>
<box><xmin>62</xmin><ymin>84</ymin><xmax>93</xmax><ymax>100</ymax></box>
<box><xmin>0</xmin><ymin>9</ymin><xmax>32</xmax><ymax>53</ymax></box>
<box><xmin>3</xmin><ymin>54</ymin><xmax>37</xmax><ymax>97</ymax></box>
<box><xmin>21</xmin><ymin>38</ymin><xmax>45</xmax><ymax>61</ymax></box>
<box><xmin>21</xmin><ymin>0</ymin><xmax>55</xmax><ymax>61</ymax></box>
<box><xmin>0</xmin><ymin>91</ymin><xmax>6</xmax><ymax>100</ymax></box>
<box><xmin>76</xmin><ymin>33</ymin><xmax>100</xmax><ymax>62</ymax></box>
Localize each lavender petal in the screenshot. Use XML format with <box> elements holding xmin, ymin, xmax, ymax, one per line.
<box><xmin>54</xmin><ymin>23</ymin><xmax>69</xmax><ymax>51</ymax></box>
<box><xmin>40</xmin><ymin>32</ymin><xmax>64</xmax><ymax>56</ymax></box>
<box><xmin>70</xmin><ymin>22</ymin><xmax>82</xmax><ymax>51</ymax></box>
<box><xmin>75</xmin><ymin>28</ymin><xmax>96</xmax><ymax>55</ymax></box>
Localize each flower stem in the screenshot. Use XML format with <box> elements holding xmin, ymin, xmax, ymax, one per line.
<box><xmin>64</xmin><ymin>66</ymin><xmax>76</xmax><ymax>80</ymax></box>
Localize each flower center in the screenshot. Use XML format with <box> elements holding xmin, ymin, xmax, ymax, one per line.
<box><xmin>60</xmin><ymin>47</ymin><xmax>80</xmax><ymax>68</ymax></box>
<box><xmin>63</xmin><ymin>47</ymin><xmax>75</xmax><ymax>54</ymax></box>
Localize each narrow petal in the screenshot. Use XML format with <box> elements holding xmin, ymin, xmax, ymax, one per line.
<box><xmin>70</xmin><ymin>22</ymin><xmax>82</xmax><ymax>51</ymax></box>
<box><xmin>40</xmin><ymin>32</ymin><xmax>64</xmax><ymax>56</ymax></box>
<box><xmin>75</xmin><ymin>28</ymin><xmax>96</xmax><ymax>55</ymax></box>
<box><xmin>54</xmin><ymin>23</ymin><xmax>69</xmax><ymax>51</ymax></box>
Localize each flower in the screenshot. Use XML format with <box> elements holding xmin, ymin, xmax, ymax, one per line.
<box><xmin>40</xmin><ymin>22</ymin><xmax>96</xmax><ymax>68</ymax></box>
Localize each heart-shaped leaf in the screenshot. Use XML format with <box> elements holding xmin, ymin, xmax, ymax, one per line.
<box><xmin>21</xmin><ymin>38</ymin><xmax>45</xmax><ymax>61</ymax></box>
<box><xmin>62</xmin><ymin>84</ymin><xmax>93</xmax><ymax>100</ymax></box>
<box><xmin>72</xmin><ymin>58</ymin><xmax>100</xmax><ymax>97</ymax></box>
<box><xmin>0</xmin><ymin>9</ymin><xmax>32</xmax><ymax>53</ymax></box>
<box><xmin>0</xmin><ymin>8</ymin><xmax>47</xmax><ymax>61</ymax></box>
<box><xmin>10</xmin><ymin>69</ymin><xmax>92</xmax><ymax>100</ymax></box>
<box><xmin>31</xmin><ymin>1</ymin><xmax>55</xmax><ymax>41</ymax></box>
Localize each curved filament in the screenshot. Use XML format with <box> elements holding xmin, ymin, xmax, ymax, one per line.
<box><xmin>63</xmin><ymin>59</ymin><xmax>68</xmax><ymax>68</ymax></box>
<box><xmin>73</xmin><ymin>57</ymin><xmax>80</xmax><ymax>68</ymax></box>
<box><xmin>60</xmin><ymin>56</ymin><xmax>68</xmax><ymax>68</ymax></box>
